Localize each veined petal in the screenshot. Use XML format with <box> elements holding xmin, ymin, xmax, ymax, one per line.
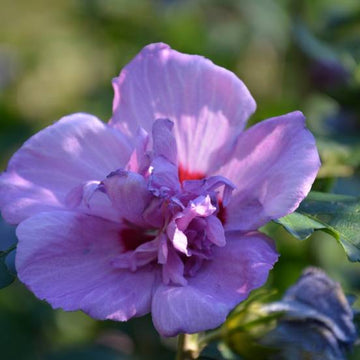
<box><xmin>152</xmin><ymin>118</ymin><xmax>177</xmax><ymax>164</ymax></box>
<box><xmin>0</xmin><ymin>113</ymin><xmax>132</xmax><ymax>224</ymax></box>
<box><xmin>219</xmin><ymin>111</ymin><xmax>321</xmax><ymax>231</ymax></box>
<box><xmin>16</xmin><ymin>211</ymin><xmax>158</xmax><ymax>321</ymax></box>
<box><xmin>152</xmin><ymin>232</ymin><xmax>278</xmax><ymax>336</ymax></box>
<box><xmin>126</xmin><ymin>127</ymin><xmax>150</xmax><ymax>175</ymax></box>
<box><xmin>110</xmin><ymin>43</ymin><xmax>256</xmax><ymax>175</ymax></box>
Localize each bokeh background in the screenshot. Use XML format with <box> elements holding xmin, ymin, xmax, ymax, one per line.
<box><xmin>1</xmin><ymin>0</ymin><xmax>360</xmax><ymax>359</ymax></box>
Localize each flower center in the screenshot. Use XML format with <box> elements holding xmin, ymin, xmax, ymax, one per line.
<box><xmin>67</xmin><ymin>168</ymin><xmax>235</xmax><ymax>286</ymax></box>
<box><xmin>178</xmin><ymin>165</ymin><xmax>204</xmax><ymax>183</ymax></box>
<box><xmin>109</xmin><ymin>168</ymin><xmax>235</xmax><ymax>285</ymax></box>
<box><xmin>121</xmin><ymin>228</ymin><xmax>156</xmax><ymax>252</ymax></box>
<box><xmin>66</xmin><ymin>120</ymin><xmax>236</xmax><ymax>286</ymax></box>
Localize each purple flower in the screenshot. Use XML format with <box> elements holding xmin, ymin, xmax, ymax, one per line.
<box><xmin>0</xmin><ymin>43</ymin><xmax>320</xmax><ymax>336</ymax></box>
<box><xmin>261</xmin><ymin>267</ymin><xmax>357</xmax><ymax>360</ymax></box>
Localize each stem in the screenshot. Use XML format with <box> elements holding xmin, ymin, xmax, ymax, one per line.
<box><xmin>226</xmin><ymin>313</ymin><xmax>281</xmax><ymax>338</ymax></box>
<box><xmin>198</xmin><ymin>327</ymin><xmax>223</xmax><ymax>347</ymax></box>
<box><xmin>175</xmin><ymin>333</ymin><xmax>198</xmax><ymax>360</ymax></box>
<box><xmin>0</xmin><ymin>244</ymin><xmax>16</xmax><ymax>257</ymax></box>
<box><xmin>175</xmin><ymin>333</ymin><xmax>186</xmax><ymax>360</ymax></box>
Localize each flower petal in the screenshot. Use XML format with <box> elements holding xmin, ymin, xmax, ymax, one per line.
<box><xmin>206</xmin><ymin>215</ymin><xmax>226</xmax><ymax>247</ymax></box>
<box><xmin>148</xmin><ymin>156</ymin><xmax>180</xmax><ymax>196</ymax></box>
<box><xmin>151</xmin><ymin>232</ymin><xmax>278</xmax><ymax>336</ymax></box>
<box><xmin>126</xmin><ymin>127</ymin><xmax>150</xmax><ymax>175</ymax></box>
<box><xmin>110</xmin><ymin>43</ymin><xmax>256</xmax><ymax>175</ymax></box>
<box><xmin>166</xmin><ymin>221</ymin><xmax>189</xmax><ymax>255</ymax></box>
<box><xmin>161</xmin><ymin>246</ymin><xmax>188</xmax><ymax>287</ymax></box>
<box><xmin>16</xmin><ymin>211</ymin><xmax>158</xmax><ymax>321</ymax></box>
<box><xmin>219</xmin><ymin>111</ymin><xmax>321</xmax><ymax>231</ymax></box>
<box><xmin>283</xmin><ymin>267</ymin><xmax>356</xmax><ymax>343</ymax></box>
<box><xmin>261</xmin><ymin>321</ymin><xmax>345</xmax><ymax>360</ymax></box>
<box><xmin>112</xmin><ymin>239</ymin><xmax>158</xmax><ymax>272</ymax></box>
<box><xmin>176</xmin><ymin>195</ymin><xmax>216</xmax><ymax>231</ymax></box>
<box><xmin>152</xmin><ymin>118</ymin><xmax>177</xmax><ymax>164</ymax></box>
<box><xmin>101</xmin><ymin>169</ymin><xmax>151</xmax><ymax>226</ymax></box>
<box><xmin>0</xmin><ymin>113</ymin><xmax>132</xmax><ymax>224</ymax></box>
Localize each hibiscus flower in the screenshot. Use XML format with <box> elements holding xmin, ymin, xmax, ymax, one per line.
<box><xmin>0</xmin><ymin>43</ymin><xmax>320</xmax><ymax>336</ymax></box>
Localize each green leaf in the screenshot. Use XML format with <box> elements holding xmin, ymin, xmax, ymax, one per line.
<box><xmin>0</xmin><ymin>246</ymin><xmax>16</xmax><ymax>289</ymax></box>
<box><xmin>45</xmin><ymin>346</ymin><xmax>128</xmax><ymax>360</ymax></box>
<box><xmin>0</xmin><ymin>254</ymin><xmax>15</xmax><ymax>289</ymax></box>
<box><xmin>198</xmin><ymin>342</ymin><xmax>242</xmax><ymax>360</ymax></box>
<box><xmin>293</xmin><ymin>21</ymin><xmax>340</xmax><ymax>63</ymax></box>
<box><xmin>276</xmin><ymin>192</ymin><xmax>360</xmax><ymax>262</ymax></box>
<box><xmin>275</xmin><ymin>212</ymin><xmax>328</xmax><ymax>240</ymax></box>
<box><xmin>198</xmin><ymin>342</ymin><xmax>224</xmax><ymax>360</ymax></box>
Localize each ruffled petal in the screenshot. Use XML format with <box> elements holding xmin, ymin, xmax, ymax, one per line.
<box><xmin>206</xmin><ymin>215</ymin><xmax>226</xmax><ymax>246</ymax></box>
<box><xmin>0</xmin><ymin>113</ymin><xmax>132</xmax><ymax>224</ymax></box>
<box><xmin>110</xmin><ymin>43</ymin><xmax>256</xmax><ymax>175</ymax></box>
<box><xmin>161</xmin><ymin>246</ymin><xmax>188</xmax><ymax>287</ymax></box>
<box><xmin>111</xmin><ymin>239</ymin><xmax>158</xmax><ymax>271</ymax></box>
<box><xmin>65</xmin><ymin>180</ymin><xmax>120</xmax><ymax>223</ymax></box>
<box><xmin>219</xmin><ymin>111</ymin><xmax>321</xmax><ymax>231</ymax></box>
<box><xmin>151</xmin><ymin>232</ymin><xmax>278</xmax><ymax>336</ymax></box>
<box><xmin>16</xmin><ymin>211</ymin><xmax>158</xmax><ymax>320</ymax></box>
<box><xmin>176</xmin><ymin>195</ymin><xmax>216</xmax><ymax>230</ymax></box>
<box><xmin>148</xmin><ymin>156</ymin><xmax>180</xmax><ymax>197</ymax></box>
<box><xmin>101</xmin><ymin>169</ymin><xmax>151</xmax><ymax>226</ymax></box>
<box><xmin>166</xmin><ymin>221</ymin><xmax>189</xmax><ymax>255</ymax></box>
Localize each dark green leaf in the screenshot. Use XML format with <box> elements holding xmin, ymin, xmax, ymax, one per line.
<box><xmin>276</xmin><ymin>192</ymin><xmax>360</xmax><ymax>262</ymax></box>
<box><xmin>198</xmin><ymin>344</ymin><xmax>223</xmax><ymax>360</ymax></box>
<box><xmin>0</xmin><ymin>253</ymin><xmax>15</xmax><ymax>289</ymax></box>
<box><xmin>198</xmin><ymin>342</ymin><xmax>242</xmax><ymax>360</ymax></box>
<box><xmin>4</xmin><ymin>248</ymin><xmax>16</xmax><ymax>276</ymax></box>
<box><xmin>45</xmin><ymin>346</ymin><xmax>127</xmax><ymax>360</ymax></box>
<box><xmin>293</xmin><ymin>21</ymin><xmax>340</xmax><ymax>62</ymax></box>
<box><xmin>0</xmin><ymin>245</ymin><xmax>17</xmax><ymax>289</ymax></box>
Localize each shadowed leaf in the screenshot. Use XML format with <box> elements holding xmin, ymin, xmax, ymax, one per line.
<box><xmin>276</xmin><ymin>192</ymin><xmax>360</xmax><ymax>262</ymax></box>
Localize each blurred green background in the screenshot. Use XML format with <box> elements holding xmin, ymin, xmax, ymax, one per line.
<box><xmin>1</xmin><ymin>0</ymin><xmax>360</xmax><ymax>359</ymax></box>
